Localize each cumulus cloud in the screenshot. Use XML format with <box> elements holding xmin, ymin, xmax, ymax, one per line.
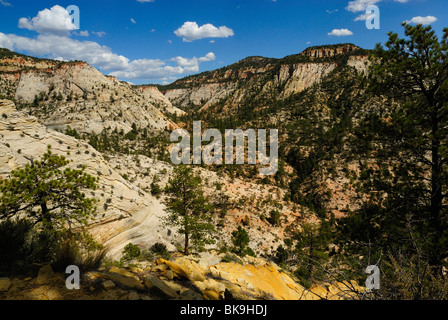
<box><xmin>111</xmin><ymin>52</ymin><xmax>215</xmax><ymax>79</ymax></box>
<box><xmin>354</xmin><ymin>12</ymin><xmax>375</xmax><ymax>21</ymax></box>
<box><xmin>346</xmin><ymin>0</ymin><xmax>381</xmax><ymax>13</ymax></box>
<box><xmin>0</xmin><ymin>6</ymin><xmax>216</xmax><ymax>82</ymax></box>
<box><xmin>404</xmin><ymin>16</ymin><xmax>438</xmax><ymax>25</ymax></box>
<box><xmin>77</xmin><ymin>30</ymin><xmax>90</xmax><ymax>37</ymax></box>
<box><xmin>346</xmin><ymin>0</ymin><xmax>408</xmax><ymax>20</ymax></box>
<box><xmin>174</xmin><ymin>21</ymin><xmax>234</xmax><ymax>42</ymax></box>
<box><xmin>18</xmin><ymin>5</ymin><xmax>77</xmax><ymax>35</ymax></box>
<box><xmin>328</xmin><ymin>29</ymin><xmax>354</xmax><ymax>36</ymax></box>
<box><xmin>0</xmin><ymin>31</ymin><xmax>215</xmax><ymax>80</ymax></box>
<box><xmin>199</xmin><ymin>52</ymin><xmax>216</xmax><ymax>62</ymax></box>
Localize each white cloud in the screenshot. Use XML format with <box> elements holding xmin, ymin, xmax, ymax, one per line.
<box><xmin>130</xmin><ymin>18</ymin><xmax>137</xmax><ymax>24</ymax></box>
<box><xmin>0</xmin><ymin>31</ymin><xmax>216</xmax><ymax>81</ymax></box>
<box><xmin>354</xmin><ymin>12</ymin><xmax>375</xmax><ymax>21</ymax></box>
<box><xmin>77</xmin><ymin>30</ymin><xmax>90</xmax><ymax>37</ymax></box>
<box><xmin>199</xmin><ymin>52</ymin><xmax>216</xmax><ymax>62</ymax></box>
<box><xmin>0</xmin><ymin>5</ymin><xmax>217</xmax><ymax>81</ymax></box>
<box><xmin>346</xmin><ymin>0</ymin><xmax>380</xmax><ymax>13</ymax></box>
<box><xmin>326</xmin><ymin>9</ymin><xmax>339</xmax><ymax>14</ymax></box>
<box><xmin>91</xmin><ymin>31</ymin><xmax>107</xmax><ymax>37</ymax></box>
<box><xmin>328</xmin><ymin>28</ymin><xmax>354</xmax><ymax>36</ymax></box>
<box><xmin>18</xmin><ymin>5</ymin><xmax>77</xmax><ymax>35</ymax></box>
<box><xmin>170</xmin><ymin>52</ymin><xmax>216</xmax><ymax>73</ymax></box>
<box><xmin>174</xmin><ymin>21</ymin><xmax>234</xmax><ymax>42</ymax></box>
<box><xmin>346</xmin><ymin>0</ymin><xmax>408</xmax><ymax>13</ymax></box>
<box><xmin>137</xmin><ymin>0</ymin><xmax>155</xmax><ymax>2</ymax></box>
<box><xmin>404</xmin><ymin>16</ymin><xmax>437</xmax><ymax>25</ymax></box>
<box><xmin>0</xmin><ymin>0</ymin><xmax>12</xmax><ymax>6</ymax></box>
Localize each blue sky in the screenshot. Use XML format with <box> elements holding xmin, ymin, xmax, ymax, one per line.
<box><xmin>0</xmin><ymin>0</ymin><xmax>446</xmax><ymax>84</ymax></box>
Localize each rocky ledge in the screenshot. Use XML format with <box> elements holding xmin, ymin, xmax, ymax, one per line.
<box><xmin>0</xmin><ymin>252</ymin><xmax>365</xmax><ymax>301</ymax></box>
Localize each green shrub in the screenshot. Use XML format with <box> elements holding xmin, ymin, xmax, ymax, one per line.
<box><xmin>150</xmin><ymin>242</ymin><xmax>168</xmax><ymax>255</ymax></box>
<box><xmin>0</xmin><ymin>219</ymin><xmax>55</xmax><ymax>275</ymax></box>
<box><xmin>52</xmin><ymin>233</ymin><xmax>107</xmax><ymax>272</ymax></box>
<box><xmin>266</xmin><ymin>210</ymin><xmax>281</xmax><ymax>226</ymax></box>
<box><xmin>150</xmin><ymin>182</ymin><xmax>162</xmax><ymax>196</ymax></box>
<box><xmin>274</xmin><ymin>245</ymin><xmax>289</xmax><ymax>264</ymax></box>
<box><xmin>121</xmin><ymin>243</ymin><xmax>141</xmax><ymax>261</ymax></box>
<box><xmin>231</xmin><ymin>226</ymin><xmax>255</xmax><ymax>257</ymax></box>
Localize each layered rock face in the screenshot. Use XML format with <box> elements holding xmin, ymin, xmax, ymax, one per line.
<box><xmin>0</xmin><ymin>99</ymin><xmax>180</xmax><ymax>257</ymax></box>
<box><xmin>0</xmin><ymin>51</ymin><xmax>178</xmax><ymax>135</ymax></box>
<box><xmin>160</xmin><ymin>44</ymin><xmax>369</xmax><ymax>113</ymax></box>
<box><xmin>301</xmin><ymin>44</ymin><xmax>360</xmax><ymax>59</ymax></box>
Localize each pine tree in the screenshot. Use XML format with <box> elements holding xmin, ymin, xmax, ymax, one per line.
<box><xmin>346</xmin><ymin>24</ymin><xmax>448</xmax><ymax>267</ymax></box>
<box><xmin>0</xmin><ymin>146</ymin><xmax>98</xmax><ymax>235</ymax></box>
<box><xmin>163</xmin><ymin>165</ymin><xmax>214</xmax><ymax>255</ymax></box>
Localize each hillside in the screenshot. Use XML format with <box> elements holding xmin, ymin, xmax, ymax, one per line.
<box><xmin>0</xmin><ymin>48</ymin><xmax>184</xmax><ymax>135</ymax></box>
<box><xmin>0</xmin><ymin>44</ymin><xmax>373</xmax><ymax>294</ymax></box>
<box><xmin>1</xmin><ymin>31</ymin><xmax>447</xmax><ymax>301</ymax></box>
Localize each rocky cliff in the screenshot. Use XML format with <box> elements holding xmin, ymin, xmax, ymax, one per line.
<box><xmin>0</xmin><ymin>49</ymin><xmax>179</xmax><ymax>135</ymax></box>
<box><xmin>160</xmin><ymin>44</ymin><xmax>369</xmax><ymax>114</ymax></box>
<box><xmin>0</xmin><ymin>99</ymin><xmax>181</xmax><ymax>257</ymax></box>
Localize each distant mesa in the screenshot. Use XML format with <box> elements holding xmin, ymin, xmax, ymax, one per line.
<box><xmin>300</xmin><ymin>44</ymin><xmax>361</xmax><ymax>59</ymax></box>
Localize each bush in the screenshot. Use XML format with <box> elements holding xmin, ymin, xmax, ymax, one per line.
<box><xmin>150</xmin><ymin>242</ymin><xmax>168</xmax><ymax>255</ymax></box>
<box><xmin>274</xmin><ymin>245</ymin><xmax>289</xmax><ymax>264</ymax></box>
<box><xmin>231</xmin><ymin>226</ymin><xmax>255</xmax><ymax>257</ymax></box>
<box><xmin>52</xmin><ymin>233</ymin><xmax>107</xmax><ymax>272</ymax></box>
<box><xmin>0</xmin><ymin>219</ymin><xmax>55</xmax><ymax>275</ymax></box>
<box><xmin>150</xmin><ymin>182</ymin><xmax>162</xmax><ymax>196</ymax></box>
<box><xmin>121</xmin><ymin>243</ymin><xmax>141</xmax><ymax>261</ymax></box>
<box><xmin>266</xmin><ymin>210</ymin><xmax>281</xmax><ymax>226</ymax></box>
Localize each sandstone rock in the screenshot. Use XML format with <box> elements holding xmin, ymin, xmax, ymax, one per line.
<box><xmin>0</xmin><ymin>100</ymin><xmax>177</xmax><ymax>261</ymax></box>
<box><xmin>164</xmin><ymin>270</ymin><xmax>174</xmax><ymax>280</ymax></box>
<box><xmin>308</xmin><ymin>284</ymin><xmax>329</xmax><ymax>300</ymax></box>
<box><xmin>160</xmin><ymin>258</ymin><xmax>206</xmax><ymax>282</ymax></box>
<box><xmin>102</xmin><ymin>280</ymin><xmax>116</xmax><ymax>290</ymax></box>
<box><xmin>127</xmin><ymin>291</ymin><xmax>140</xmax><ymax>300</ymax></box>
<box><xmin>0</xmin><ymin>277</ymin><xmax>12</xmax><ymax>292</ymax></box>
<box><xmin>109</xmin><ymin>267</ymin><xmax>140</xmax><ymax>281</ymax></box>
<box><xmin>203</xmin><ymin>290</ymin><xmax>221</xmax><ymax>301</ymax></box>
<box><xmin>36</xmin><ymin>265</ymin><xmax>55</xmax><ymax>285</ymax></box>
<box><xmin>0</xmin><ymin>57</ymin><xmax>174</xmax><ymax>135</ymax></box>
<box><xmin>144</xmin><ymin>275</ymin><xmax>179</xmax><ymax>299</ymax></box>
<box><xmin>105</xmin><ymin>273</ymin><xmax>144</xmax><ymax>291</ymax></box>
<box><xmin>179</xmin><ymin>289</ymin><xmax>204</xmax><ymax>301</ymax></box>
<box><xmin>151</xmin><ymin>264</ymin><xmax>168</xmax><ymax>272</ymax></box>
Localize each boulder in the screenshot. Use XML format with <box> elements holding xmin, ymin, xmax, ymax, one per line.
<box><xmin>102</xmin><ymin>280</ymin><xmax>116</xmax><ymax>290</ymax></box>
<box><xmin>0</xmin><ymin>277</ymin><xmax>11</xmax><ymax>292</ymax></box>
<box><xmin>144</xmin><ymin>275</ymin><xmax>179</xmax><ymax>299</ymax></box>
<box><xmin>203</xmin><ymin>290</ymin><xmax>221</xmax><ymax>301</ymax></box>
<box><xmin>109</xmin><ymin>267</ymin><xmax>140</xmax><ymax>281</ymax></box>
<box><xmin>160</xmin><ymin>258</ymin><xmax>206</xmax><ymax>282</ymax></box>
<box><xmin>127</xmin><ymin>291</ymin><xmax>140</xmax><ymax>300</ymax></box>
<box><xmin>164</xmin><ymin>270</ymin><xmax>174</xmax><ymax>280</ymax></box>
<box><xmin>36</xmin><ymin>265</ymin><xmax>55</xmax><ymax>285</ymax></box>
<box><xmin>151</xmin><ymin>264</ymin><xmax>168</xmax><ymax>272</ymax></box>
<box><xmin>105</xmin><ymin>273</ymin><xmax>144</xmax><ymax>291</ymax></box>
